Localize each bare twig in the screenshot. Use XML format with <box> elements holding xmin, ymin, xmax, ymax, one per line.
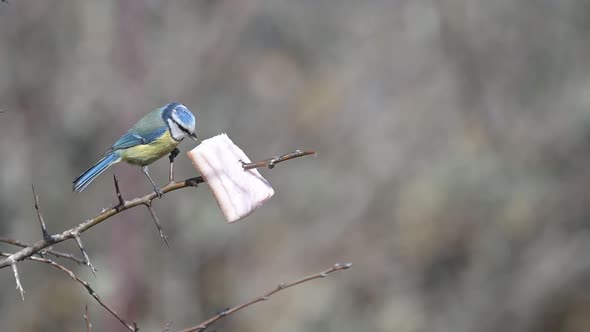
<box><xmin>178</xmin><ymin>262</ymin><xmax>352</xmax><ymax>332</ymax></box>
<box><xmin>146</xmin><ymin>201</ymin><xmax>169</xmax><ymax>247</ymax></box>
<box><xmin>0</xmin><ymin>237</ymin><xmax>85</xmax><ymax>265</ymax></box>
<box><xmin>84</xmin><ymin>305</ymin><xmax>92</xmax><ymax>332</ymax></box>
<box><xmin>32</xmin><ymin>185</ymin><xmax>51</xmax><ymax>240</ymax></box>
<box><xmin>73</xmin><ymin>233</ymin><xmax>97</xmax><ymax>276</ymax></box>
<box><xmin>0</xmin><ymin>252</ymin><xmax>137</xmax><ymax>331</ymax></box>
<box><xmin>241</xmin><ymin>150</ymin><xmax>316</xmax><ymax>170</ymax></box>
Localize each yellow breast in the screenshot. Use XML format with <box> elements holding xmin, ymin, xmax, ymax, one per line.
<box><xmin>119</xmin><ymin>130</ymin><xmax>181</xmax><ymax>166</ymax></box>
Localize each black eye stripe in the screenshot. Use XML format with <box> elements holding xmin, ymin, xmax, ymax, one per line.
<box><xmin>172</xmin><ymin>119</ymin><xmax>191</xmax><ymax>135</ymax></box>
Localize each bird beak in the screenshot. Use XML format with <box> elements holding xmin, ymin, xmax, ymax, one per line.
<box><xmin>190</xmin><ymin>132</ymin><xmax>198</xmax><ymax>141</ymax></box>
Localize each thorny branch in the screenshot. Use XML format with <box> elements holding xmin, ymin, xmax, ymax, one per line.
<box><xmin>178</xmin><ymin>262</ymin><xmax>352</xmax><ymax>332</ymax></box>
<box><xmin>0</xmin><ymin>148</ymin><xmax>323</xmax><ymax>331</ymax></box>
<box><xmin>0</xmin><ymin>149</ymin><xmax>314</xmax><ymax>272</ymax></box>
<box><xmin>0</xmin><ymin>252</ymin><xmax>137</xmax><ymax>331</ymax></box>
<box><xmin>0</xmin><ymin>175</ymin><xmax>204</xmax><ymax>272</ymax></box>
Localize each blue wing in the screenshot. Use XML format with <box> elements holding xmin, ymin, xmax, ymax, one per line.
<box><xmin>110</xmin><ymin>126</ymin><xmax>167</xmax><ymax>151</ymax></box>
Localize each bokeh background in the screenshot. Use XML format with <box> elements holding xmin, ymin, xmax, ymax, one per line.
<box><xmin>1</xmin><ymin>0</ymin><xmax>590</xmax><ymax>331</ymax></box>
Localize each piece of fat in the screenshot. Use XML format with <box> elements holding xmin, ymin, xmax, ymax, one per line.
<box><xmin>187</xmin><ymin>134</ymin><xmax>274</xmax><ymax>223</ymax></box>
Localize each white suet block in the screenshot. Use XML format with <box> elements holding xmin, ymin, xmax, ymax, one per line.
<box><xmin>187</xmin><ymin>134</ymin><xmax>274</xmax><ymax>223</ymax></box>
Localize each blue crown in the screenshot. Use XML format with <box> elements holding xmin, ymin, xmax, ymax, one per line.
<box><xmin>162</xmin><ymin>102</ymin><xmax>195</xmax><ymax>126</ymax></box>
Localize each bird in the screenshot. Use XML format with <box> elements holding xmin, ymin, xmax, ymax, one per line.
<box><xmin>73</xmin><ymin>102</ymin><xmax>197</xmax><ymax>196</ymax></box>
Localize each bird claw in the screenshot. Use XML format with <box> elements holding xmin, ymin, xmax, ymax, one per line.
<box><xmin>155</xmin><ymin>187</ymin><xmax>164</xmax><ymax>198</ymax></box>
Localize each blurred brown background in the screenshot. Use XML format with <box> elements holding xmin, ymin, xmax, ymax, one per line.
<box><xmin>1</xmin><ymin>0</ymin><xmax>590</xmax><ymax>331</ymax></box>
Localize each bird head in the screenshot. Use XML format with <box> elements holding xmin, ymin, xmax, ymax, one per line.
<box><xmin>163</xmin><ymin>102</ymin><xmax>198</xmax><ymax>141</ymax></box>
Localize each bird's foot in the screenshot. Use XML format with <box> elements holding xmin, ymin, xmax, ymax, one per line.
<box><xmin>154</xmin><ymin>187</ymin><xmax>164</xmax><ymax>198</ymax></box>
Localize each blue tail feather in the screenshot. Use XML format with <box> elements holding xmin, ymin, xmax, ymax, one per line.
<box><xmin>73</xmin><ymin>152</ymin><xmax>121</xmax><ymax>192</ymax></box>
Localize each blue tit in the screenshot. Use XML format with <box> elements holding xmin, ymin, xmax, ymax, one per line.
<box><xmin>73</xmin><ymin>102</ymin><xmax>198</xmax><ymax>196</ymax></box>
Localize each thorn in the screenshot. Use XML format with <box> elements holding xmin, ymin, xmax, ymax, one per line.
<box><xmin>113</xmin><ymin>174</ymin><xmax>125</xmax><ymax>209</ymax></box>
<box><xmin>73</xmin><ymin>234</ymin><xmax>97</xmax><ymax>276</ymax></box>
<box><xmin>146</xmin><ymin>203</ymin><xmax>170</xmax><ymax>248</ymax></box>
<box><xmin>10</xmin><ymin>262</ymin><xmax>24</xmax><ymax>300</ymax></box>
<box><xmin>32</xmin><ymin>185</ymin><xmax>51</xmax><ymax>240</ymax></box>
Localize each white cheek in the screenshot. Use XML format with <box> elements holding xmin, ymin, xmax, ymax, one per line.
<box><xmin>167</xmin><ymin>119</ymin><xmax>186</xmax><ymax>141</ymax></box>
